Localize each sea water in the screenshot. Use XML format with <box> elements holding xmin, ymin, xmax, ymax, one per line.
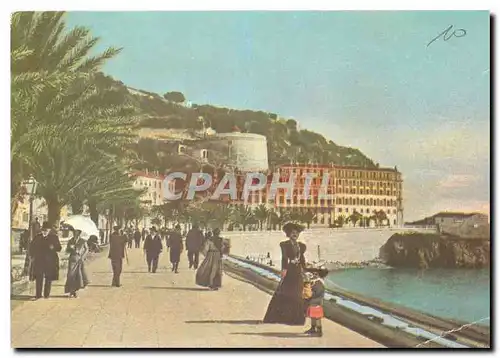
<box><xmin>326</xmin><ymin>268</ymin><xmax>490</xmax><ymax>326</ymax></box>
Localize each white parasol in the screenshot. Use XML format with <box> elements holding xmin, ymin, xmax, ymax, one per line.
<box><xmin>63</xmin><ymin>215</ymin><xmax>99</xmax><ymax>240</ymax></box>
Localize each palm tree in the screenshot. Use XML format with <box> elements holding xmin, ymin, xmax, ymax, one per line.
<box><xmin>348</xmin><ymin>210</ymin><xmax>363</xmax><ymax>227</ymax></box>
<box><xmin>268</xmin><ymin>209</ymin><xmax>290</xmax><ymax>230</ymax></box>
<box><xmin>372</xmin><ymin>210</ymin><xmax>388</xmax><ymax>227</ymax></box>
<box><xmin>230</xmin><ymin>205</ymin><xmax>255</xmax><ymax>231</ymax></box>
<box><xmin>300</xmin><ymin>210</ymin><xmax>317</xmax><ymax>229</ymax></box>
<box><xmin>253</xmin><ymin>204</ymin><xmax>269</xmax><ymax>231</ymax></box>
<box><xmin>11</xmin><ymin>12</ymin><xmax>131</xmax><ymax>224</ymax></box>
<box><xmin>334</xmin><ymin>214</ymin><xmax>346</xmax><ymax>228</ymax></box>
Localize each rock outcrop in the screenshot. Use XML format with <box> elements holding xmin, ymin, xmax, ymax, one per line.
<box><xmin>379</xmin><ymin>232</ymin><xmax>490</xmax><ymax>269</ymax></box>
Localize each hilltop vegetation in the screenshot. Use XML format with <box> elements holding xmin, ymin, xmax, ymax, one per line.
<box><xmin>94</xmin><ymin>72</ymin><xmax>377</xmax><ymax>172</ymax></box>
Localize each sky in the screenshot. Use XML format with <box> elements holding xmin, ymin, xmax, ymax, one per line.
<box><xmin>66</xmin><ymin>11</ymin><xmax>490</xmax><ymax>221</ymax></box>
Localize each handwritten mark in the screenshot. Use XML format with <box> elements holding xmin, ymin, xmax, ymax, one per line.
<box><xmin>427</xmin><ymin>25</ymin><xmax>466</xmax><ymax>47</ymax></box>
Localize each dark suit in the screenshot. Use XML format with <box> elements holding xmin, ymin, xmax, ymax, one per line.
<box><xmin>144</xmin><ymin>234</ymin><xmax>163</xmax><ymax>272</ymax></box>
<box><xmin>108</xmin><ymin>232</ymin><xmax>127</xmax><ymax>287</ymax></box>
<box><xmin>186</xmin><ymin>228</ymin><xmax>204</xmax><ymax>269</ymax></box>
<box><xmin>168</xmin><ymin>231</ymin><xmax>183</xmax><ymax>272</ymax></box>
<box><xmin>29</xmin><ymin>231</ymin><xmax>62</xmax><ymax>298</ymax></box>
<box><xmin>133</xmin><ymin>231</ymin><xmax>141</xmax><ymax>248</ymax></box>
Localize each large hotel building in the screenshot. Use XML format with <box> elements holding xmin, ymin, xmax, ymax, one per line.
<box><xmin>211</xmin><ymin>163</ymin><xmax>403</xmax><ymax>227</ymax></box>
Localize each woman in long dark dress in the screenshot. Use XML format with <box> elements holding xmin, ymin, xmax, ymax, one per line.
<box><xmin>263</xmin><ymin>222</ymin><xmax>307</xmax><ymax>326</ymax></box>
<box><xmin>64</xmin><ymin>230</ymin><xmax>89</xmax><ymax>298</ymax></box>
<box><xmin>196</xmin><ymin>228</ymin><xmax>224</xmax><ymax>290</ymax></box>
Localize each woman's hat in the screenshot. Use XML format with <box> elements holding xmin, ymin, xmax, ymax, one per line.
<box><xmin>282</xmin><ymin>222</ymin><xmax>305</xmax><ymax>234</ymax></box>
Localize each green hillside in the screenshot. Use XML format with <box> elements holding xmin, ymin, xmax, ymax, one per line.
<box><xmin>94</xmin><ymin>72</ymin><xmax>377</xmax><ymax>172</ymax></box>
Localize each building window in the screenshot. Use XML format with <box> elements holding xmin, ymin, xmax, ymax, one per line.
<box><xmin>345</xmin><ymin>208</ymin><xmax>349</xmax><ymax>213</ymax></box>
<box><xmin>338</xmin><ymin>208</ymin><xmax>342</xmax><ymax>212</ymax></box>
<box><xmin>360</xmin><ymin>208</ymin><xmax>364</xmax><ymax>213</ymax></box>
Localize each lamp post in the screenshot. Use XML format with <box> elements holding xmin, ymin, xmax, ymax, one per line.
<box><xmin>23</xmin><ymin>175</ymin><xmax>38</xmax><ymax>244</ymax></box>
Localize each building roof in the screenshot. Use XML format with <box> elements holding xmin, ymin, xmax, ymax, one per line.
<box><xmin>133</xmin><ymin>171</ymin><xmax>165</xmax><ymax>180</ymax></box>
<box><xmin>433</xmin><ymin>212</ymin><xmax>479</xmax><ymax>218</ymax></box>
<box><xmin>406</xmin><ymin>211</ymin><xmax>487</xmax><ymax>225</ymax></box>
<box><xmin>277</xmin><ymin>164</ymin><xmax>399</xmax><ymax>172</ymax></box>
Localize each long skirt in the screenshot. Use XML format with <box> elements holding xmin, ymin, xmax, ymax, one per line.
<box><xmin>64</xmin><ymin>258</ymin><xmax>88</xmax><ymax>294</ymax></box>
<box><xmin>196</xmin><ymin>251</ymin><xmax>222</xmax><ymax>288</ymax></box>
<box><xmin>263</xmin><ymin>265</ymin><xmax>305</xmax><ymax>326</ymax></box>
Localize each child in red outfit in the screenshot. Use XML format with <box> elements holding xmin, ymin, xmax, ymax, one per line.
<box><xmin>304</xmin><ymin>268</ymin><xmax>329</xmax><ymax>337</ymax></box>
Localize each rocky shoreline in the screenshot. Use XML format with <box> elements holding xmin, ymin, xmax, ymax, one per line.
<box><xmin>379</xmin><ymin>232</ymin><xmax>490</xmax><ymax>269</ymax></box>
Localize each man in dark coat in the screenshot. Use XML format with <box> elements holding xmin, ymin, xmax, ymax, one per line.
<box><xmin>144</xmin><ymin>227</ymin><xmax>163</xmax><ymax>273</ymax></box>
<box><xmin>133</xmin><ymin>228</ymin><xmax>142</xmax><ymax>248</ymax></box>
<box><xmin>108</xmin><ymin>226</ymin><xmax>127</xmax><ymax>287</ymax></box>
<box><xmin>168</xmin><ymin>225</ymin><xmax>183</xmax><ymax>273</ymax></box>
<box><xmin>29</xmin><ymin>222</ymin><xmax>62</xmax><ymax>299</ymax></box>
<box><xmin>186</xmin><ymin>224</ymin><xmax>204</xmax><ymax>269</ymax></box>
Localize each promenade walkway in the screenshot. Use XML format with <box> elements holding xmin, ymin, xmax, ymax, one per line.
<box><xmin>11</xmin><ymin>247</ymin><xmax>383</xmax><ymax>348</ymax></box>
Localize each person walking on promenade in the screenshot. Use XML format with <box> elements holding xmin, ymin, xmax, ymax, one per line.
<box><xmin>304</xmin><ymin>268</ymin><xmax>328</xmax><ymax>337</ymax></box>
<box><xmin>144</xmin><ymin>227</ymin><xmax>163</xmax><ymax>273</ymax></box>
<box><xmin>263</xmin><ymin>222</ymin><xmax>307</xmax><ymax>326</ymax></box>
<box><xmin>133</xmin><ymin>228</ymin><xmax>141</xmax><ymax>248</ymax></box>
<box><xmin>186</xmin><ymin>223</ymin><xmax>204</xmax><ymax>269</ymax></box>
<box><xmin>168</xmin><ymin>225</ymin><xmax>183</xmax><ymax>273</ymax></box>
<box><xmin>108</xmin><ymin>226</ymin><xmax>127</xmax><ymax>287</ymax></box>
<box><xmin>196</xmin><ymin>228</ymin><xmax>224</xmax><ymax>290</ymax></box>
<box><xmin>28</xmin><ymin>222</ymin><xmax>62</xmax><ymax>299</ymax></box>
<box><xmin>64</xmin><ymin>229</ymin><xmax>89</xmax><ymax>298</ymax></box>
<box><xmin>126</xmin><ymin>231</ymin><xmax>133</xmax><ymax>249</ymax></box>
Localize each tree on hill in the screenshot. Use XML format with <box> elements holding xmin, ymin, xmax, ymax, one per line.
<box><xmin>163</xmin><ymin>91</ymin><xmax>185</xmax><ymax>103</ymax></box>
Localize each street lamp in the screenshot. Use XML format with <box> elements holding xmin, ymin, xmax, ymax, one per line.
<box><xmin>23</xmin><ymin>175</ymin><xmax>38</xmax><ymax>243</ymax></box>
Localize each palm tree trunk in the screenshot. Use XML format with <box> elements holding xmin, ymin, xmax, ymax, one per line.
<box><xmin>45</xmin><ymin>193</ymin><xmax>62</xmax><ymax>227</ymax></box>
<box><xmin>71</xmin><ymin>200</ymin><xmax>84</xmax><ymax>215</ymax></box>
<box><xmin>88</xmin><ymin>200</ymin><xmax>98</xmax><ymax>226</ymax></box>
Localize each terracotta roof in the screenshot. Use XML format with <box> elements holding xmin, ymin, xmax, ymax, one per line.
<box><xmin>277</xmin><ymin>164</ymin><xmax>399</xmax><ymax>172</ymax></box>
<box><xmin>133</xmin><ymin>171</ymin><xmax>165</xmax><ymax>180</ymax></box>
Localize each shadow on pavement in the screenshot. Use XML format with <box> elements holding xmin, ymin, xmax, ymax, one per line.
<box><xmin>144</xmin><ymin>286</ymin><xmax>208</xmax><ymax>291</ymax></box>
<box><xmin>186</xmin><ymin>320</ymin><xmax>263</xmax><ymax>325</ymax></box>
<box><xmin>92</xmin><ymin>271</ymin><xmax>145</xmax><ymax>274</ymax></box>
<box><xmin>231</xmin><ymin>332</ymin><xmax>307</xmax><ymax>338</ymax></box>
<box><xmin>11</xmin><ymin>294</ymin><xmax>68</xmax><ymax>301</ymax></box>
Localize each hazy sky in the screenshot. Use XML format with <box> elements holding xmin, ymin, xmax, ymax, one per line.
<box><xmin>66</xmin><ymin>11</ymin><xmax>490</xmax><ymax>221</ymax></box>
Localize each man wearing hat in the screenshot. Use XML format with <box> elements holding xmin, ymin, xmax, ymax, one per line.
<box><xmin>28</xmin><ymin>222</ymin><xmax>62</xmax><ymax>299</ymax></box>
<box><xmin>185</xmin><ymin>223</ymin><xmax>204</xmax><ymax>269</ymax></box>
<box><xmin>108</xmin><ymin>226</ymin><xmax>127</xmax><ymax>287</ymax></box>
<box><xmin>143</xmin><ymin>227</ymin><xmax>163</xmax><ymax>273</ymax></box>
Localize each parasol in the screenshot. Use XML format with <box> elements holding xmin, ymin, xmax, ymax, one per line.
<box><xmin>63</xmin><ymin>215</ymin><xmax>99</xmax><ymax>240</ymax></box>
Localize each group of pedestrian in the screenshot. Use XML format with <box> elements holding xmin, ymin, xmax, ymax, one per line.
<box><xmin>25</xmin><ymin>221</ymin><xmax>90</xmax><ymax>300</ymax></box>
<box><xmin>23</xmin><ymin>220</ymin><xmax>227</xmax><ymax>302</ymax></box>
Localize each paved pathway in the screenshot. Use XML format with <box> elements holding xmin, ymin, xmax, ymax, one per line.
<box><xmin>11</xmin><ymin>247</ymin><xmax>383</xmax><ymax>348</ymax></box>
